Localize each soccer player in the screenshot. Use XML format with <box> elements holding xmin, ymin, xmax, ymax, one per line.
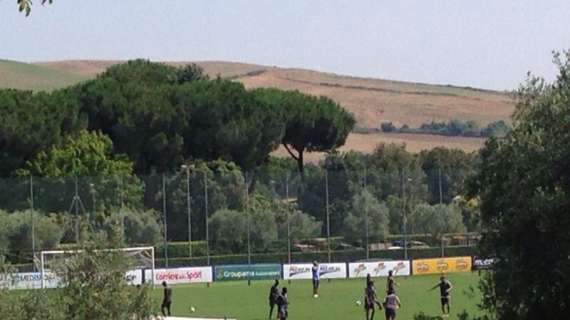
<box><xmin>383</xmin><ymin>291</ymin><xmax>401</xmax><ymax>320</ymax></box>
<box><xmin>386</xmin><ymin>270</ymin><xmax>398</xmax><ymax>294</ymax></box>
<box><xmin>312</xmin><ymin>261</ymin><xmax>320</xmax><ymax>297</ymax></box>
<box><xmin>429</xmin><ymin>276</ymin><xmax>453</xmax><ymax>317</ymax></box>
<box><xmin>161</xmin><ymin>281</ymin><xmax>173</xmax><ymax>317</ymax></box>
<box><xmin>268</xmin><ymin>279</ymin><xmax>280</xmax><ymax>319</ymax></box>
<box><xmin>364</xmin><ymin>280</ymin><xmax>382</xmax><ymax>320</ymax></box>
<box><xmin>276</xmin><ymin>287</ymin><xmax>289</xmax><ymax>320</ymax></box>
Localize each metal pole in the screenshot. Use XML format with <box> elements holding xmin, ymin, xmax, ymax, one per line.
<box><xmin>30</xmin><ymin>175</ymin><xmax>36</xmax><ymax>270</ymax></box>
<box><xmin>286</xmin><ymin>174</ymin><xmax>291</xmax><ymax>264</ymax></box>
<box><xmin>162</xmin><ymin>174</ymin><xmax>168</xmax><ymax>268</ymax></box>
<box><xmin>186</xmin><ymin>168</ymin><xmax>192</xmax><ymax>258</ymax></box>
<box><xmin>402</xmin><ymin>170</ymin><xmax>408</xmax><ymax>260</ymax></box>
<box><xmin>245</xmin><ymin>174</ymin><xmax>251</xmax><ymax>265</ymax></box>
<box><xmin>325</xmin><ymin>169</ymin><xmax>331</xmax><ymax>263</ymax></box>
<box><xmin>75</xmin><ymin>177</ymin><xmax>80</xmax><ymax>244</ymax></box>
<box><xmin>438</xmin><ymin>167</ymin><xmax>443</xmax><ymax>204</ymax></box>
<box><xmin>363</xmin><ymin>168</ymin><xmax>369</xmax><ymax>260</ymax></box>
<box><xmin>204</xmin><ymin>171</ymin><xmax>210</xmax><ymax>266</ymax></box>
<box><xmin>119</xmin><ymin>176</ymin><xmax>125</xmax><ymax>242</ymax></box>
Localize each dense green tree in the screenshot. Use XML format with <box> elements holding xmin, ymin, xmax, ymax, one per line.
<box><xmin>367</xmin><ymin>143</ymin><xmax>428</xmax><ymax>202</ymax></box>
<box><xmin>253</xmin><ymin>88</ymin><xmax>355</xmax><ymax>176</ymax></box>
<box><xmin>0</xmin><ymin>89</ymin><xmax>83</xmax><ymax>177</ymax></box>
<box><xmin>343</xmin><ymin>189</ymin><xmax>390</xmax><ymax>244</ymax></box>
<box><xmin>468</xmin><ymin>52</ymin><xmax>570</xmax><ymax>319</ymax></box>
<box><xmin>157</xmin><ymin>160</ymin><xmax>246</xmax><ymax>242</ymax></box>
<box><xmin>418</xmin><ymin>147</ymin><xmax>476</xmax><ymax>205</ymax></box>
<box><xmin>16</xmin><ymin>130</ymin><xmax>142</xmax><ymax>213</ymax></box>
<box><xmin>407</xmin><ymin>203</ymin><xmax>465</xmax><ymax>242</ymax></box>
<box><xmin>180</xmin><ymin>80</ymin><xmax>284</xmax><ymax>172</ymax></box>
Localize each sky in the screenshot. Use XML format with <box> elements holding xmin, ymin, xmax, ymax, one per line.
<box><xmin>1</xmin><ymin>0</ymin><xmax>569</xmax><ymax>90</ymax></box>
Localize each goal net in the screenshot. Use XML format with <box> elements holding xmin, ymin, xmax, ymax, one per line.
<box><xmin>39</xmin><ymin>246</ymin><xmax>155</xmax><ymax>289</ymax></box>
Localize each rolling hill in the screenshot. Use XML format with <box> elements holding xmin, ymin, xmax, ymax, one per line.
<box><xmin>0</xmin><ymin>59</ymin><xmax>89</xmax><ymax>91</ymax></box>
<box><xmin>1</xmin><ymin>59</ymin><xmax>516</xmax><ymax>157</ymax></box>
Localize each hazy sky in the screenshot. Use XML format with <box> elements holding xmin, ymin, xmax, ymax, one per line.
<box><xmin>1</xmin><ymin>0</ymin><xmax>569</xmax><ymax>90</ymax></box>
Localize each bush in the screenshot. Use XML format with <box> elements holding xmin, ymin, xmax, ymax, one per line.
<box><xmin>381</xmin><ymin>122</ymin><xmax>397</xmax><ymax>132</ymax></box>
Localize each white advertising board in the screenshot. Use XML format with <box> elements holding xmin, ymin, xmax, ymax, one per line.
<box><xmin>348</xmin><ymin>260</ymin><xmax>411</xmax><ymax>278</ymax></box>
<box><xmin>0</xmin><ymin>272</ymin><xmax>61</xmax><ymax>290</ymax></box>
<box><xmin>283</xmin><ymin>263</ymin><xmax>347</xmax><ymax>280</ymax></box>
<box><xmin>147</xmin><ymin>267</ymin><xmax>213</xmax><ymax>284</ymax></box>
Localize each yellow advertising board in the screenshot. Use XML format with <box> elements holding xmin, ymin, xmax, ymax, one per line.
<box><xmin>412</xmin><ymin>257</ymin><xmax>472</xmax><ymax>275</ymax></box>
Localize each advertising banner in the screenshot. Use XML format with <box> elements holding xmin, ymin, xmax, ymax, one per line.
<box><xmin>412</xmin><ymin>257</ymin><xmax>472</xmax><ymax>275</ymax></box>
<box><xmin>472</xmin><ymin>258</ymin><xmax>495</xmax><ymax>270</ymax></box>
<box><xmin>214</xmin><ymin>264</ymin><xmax>281</xmax><ymax>281</ymax></box>
<box><xmin>0</xmin><ymin>272</ymin><xmax>60</xmax><ymax>290</ymax></box>
<box><xmin>348</xmin><ymin>261</ymin><xmax>411</xmax><ymax>278</ymax></box>
<box><xmin>283</xmin><ymin>263</ymin><xmax>347</xmax><ymax>280</ymax></box>
<box><xmin>146</xmin><ymin>267</ymin><xmax>213</xmax><ymax>285</ymax></box>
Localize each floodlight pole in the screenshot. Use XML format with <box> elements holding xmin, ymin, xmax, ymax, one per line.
<box><xmin>30</xmin><ymin>175</ymin><xmax>36</xmax><ymax>270</ymax></box>
<box><xmin>439</xmin><ymin>167</ymin><xmax>443</xmax><ymax>205</ymax></box>
<box><xmin>325</xmin><ymin>169</ymin><xmax>331</xmax><ymax>263</ymax></box>
<box><xmin>245</xmin><ymin>173</ymin><xmax>252</xmax><ymax>265</ymax></box>
<box><xmin>182</xmin><ymin>165</ymin><xmax>192</xmax><ymax>258</ymax></box>
<box><xmin>401</xmin><ymin>170</ymin><xmax>408</xmax><ymax>260</ymax></box>
<box><xmin>286</xmin><ymin>174</ymin><xmax>291</xmax><ymax>264</ymax></box>
<box><xmin>162</xmin><ymin>174</ymin><xmax>168</xmax><ymax>268</ymax></box>
<box><xmin>204</xmin><ymin>171</ymin><xmax>210</xmax><ymax>266</ymax></box>
<box><xmin>363</xmin><ymin>169</ymin><xmax>369</xmax><ymax>260</ymax></box>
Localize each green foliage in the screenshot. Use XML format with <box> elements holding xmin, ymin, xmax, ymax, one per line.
<box><xmin>395</xmin><ymin>119</ymin><xmax>511</xmax><ymax>138</ymax></box>
<box><xmin>19</xmin><ymin>130</ymin><xmax>132</xmax><ymax>177</ymax></box>
<box><xmin>17</xmin><ymin>0</ymin><xmax>52</xmax><ymax>16</ymax></box>
<box><xmin>343</xmin><ymin>189</ymin><xmax>390</xmax><ymax>243</ymax></box>
<box><xmin>274</xmin><ymin>201</ymin><xmax>322</xmax><ymax>240</ymax></box>
<box><xmin>101</xmin><ymin>208</ymin><xmax>162</xmax><ymax>246</ymax></box>
<box><xmin>253</xmin><ymin>88</ymin><xmax>355</xmax><ymax>175</ymax></box>
<box><xmin>55</xmin><ymin>242</ymin><xmax>155</xmax><ymax>319</ymax></box>
<box><xmin>408</xmin><ymin>203</ymin><xmax>466</xmax><ymax>240</ymax></box>
<box><xmin>419</xmin><ymin>147</ymin><xmax>476</xmax><ymax>205</ymax></box>
<box><xmin>0</xmin><ymin>210</ymin><xmax>63</xmax><ymax>262</ymax></box>
<box><xmin>15</xmin><ymin>130</ymin><xmax>143</xmax><ymax>213</ymax></box>
<box><xmin>468</xmin><ymin>51</ymin><xmax>570</xmax><ymax>319</ymax></box>
<box><xmin>0</xmin><ymin>89</ymin><xmax>83</xmax><ymax>176</ymax></box>
<box><xmin>380</xmin><ymin>121</ymin><xmax>397</xmax><ymax>132</ymax></box>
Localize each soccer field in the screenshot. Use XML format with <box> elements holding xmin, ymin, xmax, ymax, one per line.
<box><xmin>153</xmin><ymin>273</ymin><xmax>484</xmax><ymax>320</ymax></box>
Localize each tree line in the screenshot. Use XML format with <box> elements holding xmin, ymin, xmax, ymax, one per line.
<box><xmin>380</xmin><ymin>119</ymin><xmax>512</xmax><ymax>138</ymax></box>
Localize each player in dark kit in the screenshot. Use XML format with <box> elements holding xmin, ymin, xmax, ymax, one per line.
<box><xmin>364</xmin><ymin>280</ymin><xmax>382</xmax><ymax>320</ymax></box>
<box><xmin>268</xmin><ymin>279</ymin><xmax>280</xmax><ymax>319</ymax></box>
<box><xmin>276</xmin><ymin>287</ymin><xmax>289</xmax><ymax>320</ymax></box>
<box><xmin>383</xmin><ymin>291</ymin><xmax>401</xmax><ymax>320</ymax></box>
<box><xmin>161</xmin><ymin>281</ymin><xmax>173</xmax><ymax>317</ymax></box>
<box><xmin>429</xmin><ymin>276</ymin><xmax>453</xmax><ymax>317</ymax></box>
<box><xmin>386</xmin><ymin>270</ymin><xmax>398</xmax><ymax>294</ymax></box>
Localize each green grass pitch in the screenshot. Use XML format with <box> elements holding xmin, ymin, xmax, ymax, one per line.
<box><xmin>153</xmin><ymin>272</ymin><xmax>484</xmax><ymax>320</ymax></box>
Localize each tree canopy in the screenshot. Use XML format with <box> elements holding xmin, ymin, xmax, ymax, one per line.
<box><xmin>469</xmin><ymin>51</ymin><xmax>570</xmax><ymax>319</ymax></box>
<box><xmin>253</xmin><ymin>88</ymin><xmax>355</xmax><ymax>176</ymax></box>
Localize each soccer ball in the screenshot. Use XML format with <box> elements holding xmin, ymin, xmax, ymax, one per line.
<box><xmin>355</xmin><ymin>300</ymin><xmax>362</xmax><ymax>306</ymax></box>
<box><xmin>313</xmin><ymin>294</ymin><xmax>319</xmax><ymax>298</ymax></box>
<box><xmin>190</xmin><ymin>306</ymin><xmax>196</xmax><ymax>313</ymax></box>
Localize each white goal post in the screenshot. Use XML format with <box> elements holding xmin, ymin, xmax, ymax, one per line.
<box><xmin>39</xmin><ymin>246</ymin><xmax>155</xmax><ymax>289</ymax></box>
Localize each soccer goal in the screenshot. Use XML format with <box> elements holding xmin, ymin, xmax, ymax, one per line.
<box><xmin>39</xmin><ymin>246</ymin><xmax>155</xmax><ymax>289</ymax></box>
